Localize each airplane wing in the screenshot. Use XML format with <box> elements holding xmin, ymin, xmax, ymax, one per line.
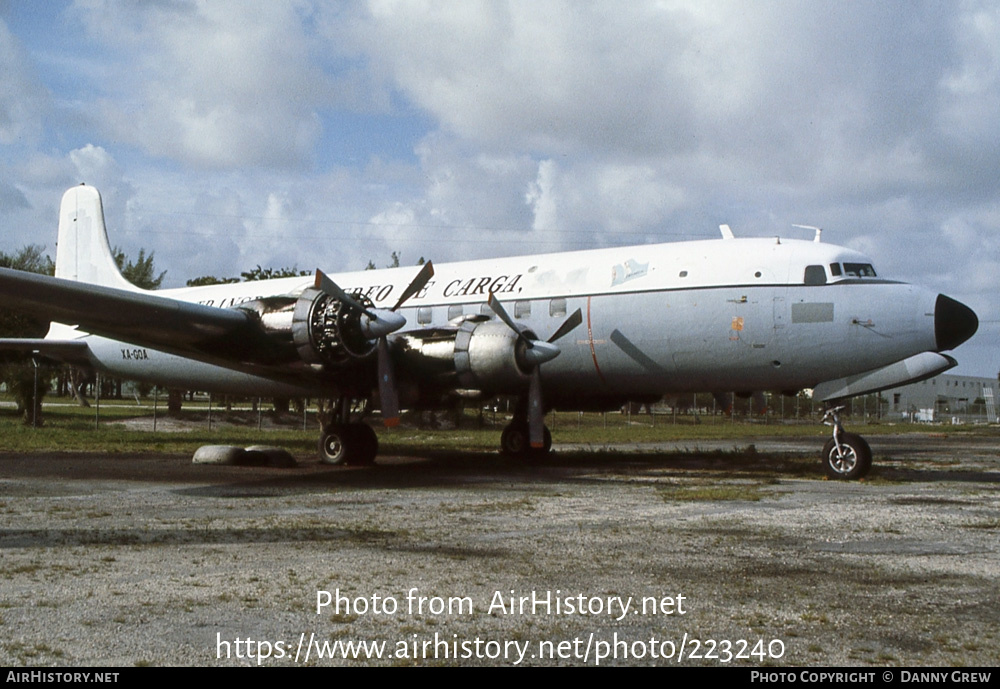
<box><xmin>0</xmin><ymin>267</ymin><xmax>288</xmax><ymax>366</ymax></box>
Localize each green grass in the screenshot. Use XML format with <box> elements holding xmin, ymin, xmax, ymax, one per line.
<box><xmin>657</xmin><ymin>482</ymin><xmax>769</xmax><ymax>502</ymax></box>
<box><xmin>0</xmin><ymin>395</ymin><xmax>996</xmax><ymax>455</ymax></box>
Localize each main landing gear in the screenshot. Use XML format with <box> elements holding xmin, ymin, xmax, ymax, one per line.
<box><xmin>318</xmin><ymin>399</ymin><xmax>378</xmax><ymax>466</ymax></box>
<box><xmin>820</xmin><ymin>405</ymin><xmax>872</xmax><ymax>480</ymax></box>
<box><xmin>499</xmin><ymin>418</ymin><xmax>552</xmax><ymax>458</ymax></box>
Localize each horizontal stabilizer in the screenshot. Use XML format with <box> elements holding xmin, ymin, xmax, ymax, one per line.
<box><xmin>0</xmin><ymin>339</ymin><xmax>92</xmax><ymax>366</ymax></box>
<box><xmin>813</xmin><ymin>351</ymin><xmax>957</xmax><ymax>402</ymax></box>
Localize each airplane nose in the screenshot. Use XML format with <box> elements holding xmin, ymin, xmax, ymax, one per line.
<box><xmin>935</xmin><ymin>294</ymin><xmax>978</xmax><ymax>352</ymax></box>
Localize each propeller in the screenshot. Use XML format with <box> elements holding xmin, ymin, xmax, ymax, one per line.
<box><xmin>487</xmin><ymin>292</ymin><xmax>582</xmax><ymax>448</ymax></box>
<box><xmin>314</xmin><ymin>261</ymin><xmax>434</xmax><ymax>427</ymax></box>
<box><xmin>314</xmin><ymin>270</ymin><xmax>405</xmax><ymax>338</ymax></box>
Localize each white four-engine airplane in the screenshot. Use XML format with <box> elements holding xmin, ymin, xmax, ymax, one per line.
<box><xmin>0</xmin><ymin>184</ymin><xmax>979</xmax><ymax>479</ymax></box>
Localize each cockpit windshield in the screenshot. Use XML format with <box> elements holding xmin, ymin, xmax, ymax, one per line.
<box><xmin>841</xmin><ymin>262</ymin><xmax>877</xmax><ymax>278</ymax></box>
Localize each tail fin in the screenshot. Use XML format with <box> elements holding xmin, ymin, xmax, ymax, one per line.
<box><xmin>55</xmin><ymin>184</ymin><xmax>140</xmax><ymax>292</ymax></box>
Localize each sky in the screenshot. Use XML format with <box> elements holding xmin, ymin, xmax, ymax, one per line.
<box><xmin>0</xmin><ymin>0</ymin><xmax>997</xmax><ymax>376</ymax></box>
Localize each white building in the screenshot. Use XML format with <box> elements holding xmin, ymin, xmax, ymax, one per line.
<box><xmin>884</xmin><ymin>374</ymin><xmax>998</xmax><ymax>424</ymax></box>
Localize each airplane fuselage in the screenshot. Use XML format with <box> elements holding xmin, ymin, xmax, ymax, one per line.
<box><xmin>71</xmin><ymin>236</ymin><xmax>944</xmax><ymax>408</ymax></box>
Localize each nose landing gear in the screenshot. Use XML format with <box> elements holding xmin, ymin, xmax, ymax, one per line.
<box><xmin>820</xmin><ymin>405</ymin><xmax>872</xmax><ymax>480</ymax></box>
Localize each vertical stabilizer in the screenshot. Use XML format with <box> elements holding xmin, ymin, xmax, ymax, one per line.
<box><xmin>55</xmin><ymin>184</ymin><xmax>140</xmax><ymax>291</ymax></box>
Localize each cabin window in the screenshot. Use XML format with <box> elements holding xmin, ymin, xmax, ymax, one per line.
<box><xmin>829</xmin><ymin>263</ymin><xmax>842</xmax><ymax>277</ymax></box>
<box><xmin>804</xmin><ymin>265</ymin><xmax>827</xmax><ymax>285</ymax></box>
<box><xmin>447</xmin><ymin>304</ymin><xmax>463</xmax><ymax>320</ymax></box>
<box><xmin>417</xmin><ymin>307</ymin><xmax>432</xmax><ymax>325</ymax></box>
<box><xmin>515</xmin><ymin>300</ymin><xmax>531</xmax><ymax>319</ymax></box>
<box><xmin>549</xmin><ymin>298</ymin><xmax>567</xmax><ymax>317</ymax></box>
<box><xmin>679</xmin><ymin>270</ymin><xmax>688</xmax><ymax>278</ymax></box>
<box><xmin>843</xmin><ymin>262</ymin><xmax>877</xmax><ymax>277</ymax></box>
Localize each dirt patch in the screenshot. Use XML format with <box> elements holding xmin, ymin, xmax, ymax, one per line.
<box><xmin>0</xmin><ymin>436</ymin><xmax>997</xmax><ymax>666</ymax></box>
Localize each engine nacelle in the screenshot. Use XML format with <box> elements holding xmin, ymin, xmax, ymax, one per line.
<box><xmin>292</xmin><ymin>287</ymin><xmax>378</xmax><ymax>366</ymax></box>
<box><xmin>456</xmin><ymin>320</ymin><xmax>535</xmax><ymax>392</ymax></box>
<box><xmin>239</xmin><ymin>287</ymin><xmax>377</xmax><ymax>368</ymax></box>
<box><xmin>398</xmin><ymin>319</ymin><xmax>535</xmax><ymax>395</ymax></box>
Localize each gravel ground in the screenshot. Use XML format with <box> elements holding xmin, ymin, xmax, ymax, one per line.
<box><xmin>0</xmin><ymin>434</ymin><xmax>998</xmax><ymax>667</ymax></box>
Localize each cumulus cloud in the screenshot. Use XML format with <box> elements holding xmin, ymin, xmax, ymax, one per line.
<box><xmin>69</xmin><ymin>0</ymin><xmax>333</xmax><ymax>168</ymax></box>
<box><xmin>525</xmin><ymin>159</ymin><xmax>685</xmax><ymax>248</ymax></box>
<box><xmin>0</xmin><ymin>181</ymin><xmax>30</xmax><ymax>211</ymax></box>
<box><xmin>0</xmin><ymin>18</ymin><xmax>47</xmax><ymax>145</ymax></box>
<box><xmin>355</xmin><ymin>3</ymin><xmax>956</xmax><ymax>171</ymax></box>
<box><xmin>2</xmin><ymin>1</ymin><xmax>997</xmax><ymax>372</ymax></box>
<box><xmin>331</xmin><ymin>2</ymin><xmax>996</xmax><ymax>263</ymax></box>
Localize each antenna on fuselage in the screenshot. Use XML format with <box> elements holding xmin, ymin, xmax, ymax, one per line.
<box><xmin>793</xmin><ymin>224</ymin><xmax>823</xmax><ymax>242</ymax></box>
<box><xmin>719</xmin><ymin>224</ymin><xmax>735</xmax><ymax>240</ymax></box>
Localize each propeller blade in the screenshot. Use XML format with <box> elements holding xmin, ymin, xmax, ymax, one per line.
<box><xmin>377</xmin><ymin>263</ymin><xmax>435</xmax><ymax>427</ymax></box>
<box><xmin>315</xmin><ymin>269</ymin><xmax>407</xmax><ymax>338</ymax></box>
<box><xmin>547</xmin><ymin>308</ymin><xmax>583</xmax><ymax>343</ymax></box>
<box><xmin>528</xmin><ymin>367</ymin><xmax>545</xmax><ymax>448</ymax></box>
<box><xmin>391</xmin><ymin>261</ymin><xmax>435</xmax><ymax>312</ymax></box>
<box><xmin>377</xmin><ymin>337</ymin><xmax>400</xmax><ymax>427</ymax></box>
<box><xmin>314</xmin><ymin>269</ymin><xmax>376</xmax><ymax>319</ymax></box>
<box><xmin>487</xmin><ymin>291</ymin><xmax>533</xmax><ymax>348</ymax></box>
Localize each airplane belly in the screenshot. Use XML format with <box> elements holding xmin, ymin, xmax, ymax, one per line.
<box><xmin>84</xmin><ymin>336</ymin><xmax>318</xmax><ymax>397</ymax></box>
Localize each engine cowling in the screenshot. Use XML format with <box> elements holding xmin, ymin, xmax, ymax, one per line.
<box><xmin>291</xmin><ymin>287</ymin><xmax>377</xmax><ymax>366</ymax></box>
<box><xmin>239</xmin><ymin>288</ymin><xmax>378</xmax><ymax>368</ymax></box>
<box><xmin>398</xmin><ymin>319</ymin><xmax>536</xmax><ymax>395</ymax></box>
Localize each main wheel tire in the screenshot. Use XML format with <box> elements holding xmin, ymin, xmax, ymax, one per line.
<box><xmin>347</xmin><ymin>423</ymin><xmax>378</xmax><ymax>466</ymax></box>
<box><xmin>500</xmin><ymin>422</ymin><xmax>529</xmax><ymax>456</ymax></box>
<box><xmin>319</xmin><ymin>424</ymin><xmax>379</xmax><ymax>466</ymax></box>
<box><xmin>822</xmin><ymin>432</ymin><xmax>872</xmax><ymax>480</ymax></box>
<box><xmin>500</xmin><ymin>423</ymin><xmax>551</xmax><ymax>457</ymax></box>
<box><xmin>319</xmin><ymin>425</ymin><xmax>350</xmax><ymax>465</ymax></box>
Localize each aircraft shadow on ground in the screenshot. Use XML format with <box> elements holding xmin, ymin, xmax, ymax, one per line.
<box><xmin>0</xmin><ymin>522</ymin><xmax>512</xmax><ymax>556</ymax></box>
<box><xmin>169</xmin><ymin>444</ymin><xmax>1000</xmax><ymax>496</ymax></box>
<box><xmin>2</xmin><ymin>448</ymin><xmax>995</xmax><ymax>550</ymax></box>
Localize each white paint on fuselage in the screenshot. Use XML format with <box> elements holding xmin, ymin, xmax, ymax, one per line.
<box><xmin>165</xmin><ymin>236</ymin><xmax>874</xmax><ymax>308</ymax></box>
<box><xmin>67</xmin><ymin>236</ymin><xmax>941</xmax><ymax>402</ymax></box>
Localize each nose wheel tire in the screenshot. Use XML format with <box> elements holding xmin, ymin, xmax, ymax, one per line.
<box><xmin>822</xmin><ymin>432</ymin><xmax>872</xmax><ymax>480</ymax></box>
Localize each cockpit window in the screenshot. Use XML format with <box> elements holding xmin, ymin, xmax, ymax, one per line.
<box><xmin>829</xmin><ymin>263</ymin><xmax>842</xmax><ymax>277</ymax></box>
<box><xmin>803</xmin><ymin>265</ymin><xmax>827</xmax><ymax>285</ymax></box>
<box><xmin>842</xmin><ymin>262</ymin><xmax>876</xmax><ymax>277</ymax></box>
